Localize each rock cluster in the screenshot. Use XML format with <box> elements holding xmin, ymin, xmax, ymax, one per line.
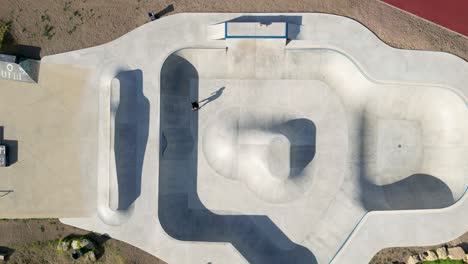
<box><xmin>56</xmin><ymin>237</ymin><xmax>97</xmax><ymax>262</ymax></box>
<box><xmin>406</xmin><ymin>246</ymin><xmax>467</xmax><ymax>264</ymax></box>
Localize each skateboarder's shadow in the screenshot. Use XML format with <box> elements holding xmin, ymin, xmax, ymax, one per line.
<box><xmin>199</xmin><ymin>87</ymin><xmax>225</xmax><ymax>109</ymax></box>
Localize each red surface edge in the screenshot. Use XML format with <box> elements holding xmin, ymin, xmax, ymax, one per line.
<box><xmin>381</xmin><ymin>0</ymin><xmax>468</xmax><ymax>36</ymax></box>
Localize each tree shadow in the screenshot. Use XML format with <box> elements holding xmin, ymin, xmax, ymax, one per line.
<box><xmin>0</xmin><ymin>246</ymin><xmax>14</xmax><ymax>261</ymax></box>
<box><xmin>0</xmin><ymin>126</ymin><xmax>18</xmax><ymax>166</ymax></box>
<box><xmin>0</xmin><ymin>21</ymin><xmax>15</xmax><ymax>54</ymax></box>
<box><xmin>158</xmin><ymin>54</ymin><xmax>317</xmax><ymax>264</ymax></box>
<box><xmin>61</xmin><ymin>233</ymin><xmax>111</xmax><ymax>260</ymax></box>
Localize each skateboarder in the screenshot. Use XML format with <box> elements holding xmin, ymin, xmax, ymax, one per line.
<box><xmin>191</xmin><ymin>101</ymin><xmax>200</xmax><ymax>111</ymax></box>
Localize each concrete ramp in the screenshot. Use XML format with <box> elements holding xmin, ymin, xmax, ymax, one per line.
<box><xmin>207</xmin><ymin>22</ymin><xmax>301</xmax><ymax>40</ymax></box>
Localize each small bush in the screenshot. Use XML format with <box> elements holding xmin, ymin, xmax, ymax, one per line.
<box><xmin>42</xmin><ymin>24</ymin><xmax>55</xmax><ymax>40</ymax></box>
<box><xmin>0</xmin><ymin>21</ymin><xmax>11</xmax><ymax>50</ymax></box>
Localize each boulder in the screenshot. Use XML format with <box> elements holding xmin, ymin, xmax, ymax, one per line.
<box><xmin>406</xmin><ymin>255</ymin><xmax>421</xmax><ymax>264</ymax></box>
<box><xmin>435</xmin><ymin>247</ymin><xmax>448</xmax><ymax>259</ymax></box>
<box><xmin>57</xmin><ymin>241</ymin><xmax>70</xmax><ymax>252</ymax></box>
<box><xmin>83</xmin><ymin>251</ymin><xmax>97</xmax><ymax>262</ymax></box>
<box><xmin>81</xmin><ymin>238</ymin><xmax>95</xmax><ymax>250</ymax></box>
<box><xmin>418</xmin><ymin>252</ymin><xmax>427</xmax><ymax>261</ymax></box>
<box><xmin>447</xmin><ymin>246</ymin><xmax>465</xmax><ymax>260</ymax></box>
<box><xmin>418</xmin><ymin>250</ymin><xmax>437</xmax><ymax>261</ymax></box>
<box><xmin>71</xmin><ymin>240</ymin><xmax>80</xmax><ymax>250</ymax></box>
<box><xmin>463</xmin><ymin>254</ymin><xmax>468</xmax><ymax>263</ymax></box>
<box><xmin>422</xmin><ymin>250</ymin><xmax>438</xmax><ymax>261</ymax></box>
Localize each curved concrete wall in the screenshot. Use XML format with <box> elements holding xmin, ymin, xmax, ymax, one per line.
<box><xmin>157</xmin><ymin>46</ymin><xmax>467</xmax><ymax>263</ymax></box>
<box><xmin>96</xmin><ymin>65</ymin><xmax>149</xmax><ymax>225</ymax></box>
<box><xmin>202</xmin><ymin>107</ymin><xmax>316</xmax><ymax>203</ymax></box>
<box><xmin>164</xmin><ymin>48</ymin><xmax>467</xmax><ymax>208</ymax></box>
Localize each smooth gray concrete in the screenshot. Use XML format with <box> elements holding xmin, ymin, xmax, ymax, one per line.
<box><xmin>0</xmin><ymin>64</ymin><xmax>97</xmax><ymax>217</ymax></box>
<box><xmin>28</xmin><ymin>13</ymin><xmax>468</xmax><ymax>264</ymax></box>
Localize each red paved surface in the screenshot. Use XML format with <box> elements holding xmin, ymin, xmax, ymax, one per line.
<box><xmin>381</xmin><ymin>0</ymin><xmax>468</xmax><ymax>36</ymax></box>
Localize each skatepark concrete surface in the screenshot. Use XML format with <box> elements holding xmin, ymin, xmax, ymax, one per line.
<box><xmin>0</xmin><ymin>13</ymin><xmax>467</xmax><ymax>264</ymax></box>
<box><xmin>0</xmin><ymin>64</ymin><xmax>97</xmax><ymax>217</ymax></box>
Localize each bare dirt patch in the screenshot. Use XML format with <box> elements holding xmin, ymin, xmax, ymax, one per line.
<box><xmin>0</xmin><ymin>0</ymin><xmax>466</xmax><ymax>60</ymax></box>
<box><xmin>0</xmin><ymin>219</ymin><xmax>165</xmax><ymax>264</ymax></box>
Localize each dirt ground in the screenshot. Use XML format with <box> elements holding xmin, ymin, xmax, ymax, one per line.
<box><xmin>0</xmin><ymin>219</ymin><xmax>165</xmax><ymax>264</ymax></box>
<box><xmin>0</xmin><ymin>221</ymin><xmax>465</xmax><ymax>264</ymax></box>
<box><xmin>370</xmin><ymin>231</ymin><xmax>468</xmax><ymax>264</ymax></box>
<box><xmin>0</xmin><ymin>0</ymin><xmax>467</xmax><ymax>263</ymax></box>
<box><xmin>0</xmin><ymin>0</ymin><xmax>466</xmax><ymax>60</ymax></box>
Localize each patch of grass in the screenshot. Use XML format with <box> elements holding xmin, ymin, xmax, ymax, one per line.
<box><xmin>63</xmin><ymin>1</ymin><xmax>72</xmax><ymax>11</ymax></box>
<box><xmin>42</xmin><ymin>24</ymin><xmax>55</xmax><ymax>40</ymax></box>
<box><xmin>102</xmin><ymin>243</ymin><xmax>125</xmax><ymax>264</ymax></box>
<box><xmin>422</xmin><ymin>260</ymin><xmax>467</xmax><ymax>264</ymax></box>
<box><xmin>41</xmin><ymin>13</ymin><xmax>50</xmax><ymax>22</ymax></box>
<box><xmin>67</xmin><ymin>25</ymin><xmax>77</xmax><ymax>34</ymax></box>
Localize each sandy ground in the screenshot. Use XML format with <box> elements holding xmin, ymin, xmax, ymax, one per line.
<box><xmin>0</xmin><ymin>0</ymin><xmax>467</xmax><ymax>263</ymax></box>
<box><xmin>0</xmin><ymin>219</ymin><xmax>165</xmax><ymax>264</ymax></box>
<box><xmin>0</xmin><ymin>0</ymin><xmax>466</xmax><ymax>60</ymax></box>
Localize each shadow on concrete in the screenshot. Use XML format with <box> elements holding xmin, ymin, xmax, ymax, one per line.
<box><xmin>227</xmin><ymin>15</ymin><xmax>302</xmax><ymax>40</ymax></box>
<box><xmin>113</xmin><ymin>70</ymin><xmax>149</xmax><ymax>210</ymax></box>
<box><xmin>228</xmin><ymin>15</ymin><xmax>302</xmax><ymax>25</ymax></box>
<box><xmin>0</xmin><ymin>126</ymin><xmax>18</xmax><ymax>166</ymax></box>
<box><xmin>273</xmin><ymin>118</ymin><xmax>316</xmax><ymax>178</ymax></box>
<box><xmin>198</xmin><ymin>86</ymin><xmax>225</xmax><ymax>109</ymax></box>
<box><xmin>358</xmin><ymin>117</ymin><xmax>455</xmax><ymax>211</ymax></box>
<box><xmin>158</xmin><ymin>54</ymin><xmax>317</xmax><ymax>264</ymax></box>
<box><xmin>362</xmin><ymin>174</ymin><xmax>455</xmax><ymax>211</ymax></box>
